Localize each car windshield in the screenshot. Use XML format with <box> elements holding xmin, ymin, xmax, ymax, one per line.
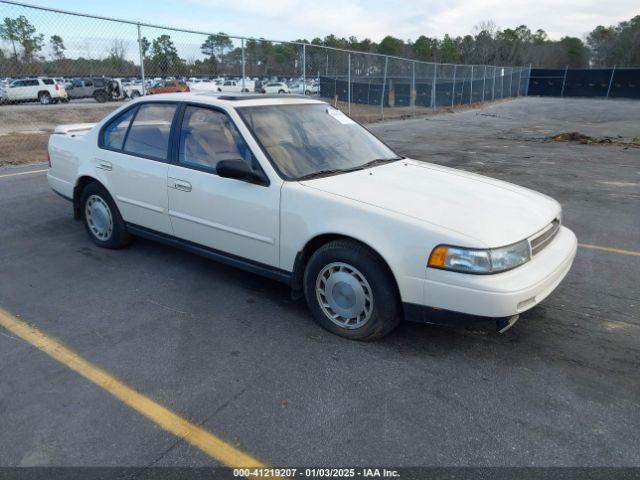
<box><xmin>237</xmin><ymin>103</ymin><xmax>400</xmax><ymax>180</ymax></box>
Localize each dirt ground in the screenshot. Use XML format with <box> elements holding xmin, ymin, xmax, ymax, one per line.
<box><xmin>0</xmin><ymin>102</ymin><xmax>119</xmax><ymax>166</ymax></box>
<box><xmin>0</xmin><ymin>133</ymin><xmax>50</xmax><ymax>166</ymax></box>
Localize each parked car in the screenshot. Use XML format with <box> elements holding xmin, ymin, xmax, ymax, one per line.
<box><xmin>0</xmin><ymin>77</ymin><xmax>68</xmax><ymax>104</ymax></box>
<box><xmin>67</xmin><ymin>78</ymin><xmax>96</xmax><ymax>99</ymax></box>
<box><xmin>290</xmin><ymin>81</ymin><xmax>319</xmax><ymax>95</ymax></box>
<box><xmin>92</xmin><ymin>78</ymin><xmax>145</xmax><ymax>102</ymax></box>
<box><xmin>215</xmin><ymin>79</ymin><xmax>254</xmax><ymax>93</ymax></box>
<box><xmin>148</xmin><ymin>80</ymin><xmax>190</xmax><ymax>95</ymax></box>
<box><xmin>46</xmin><ymin>94</ymin><xmax>577</xmax><ymax>340</ymax></box>
<box><xmin>261</xmin><ymin>82</ymin><xmax>290</xmax><ymax>94</ymax></box>
<box><xmin>187</xmin><ymin>79</ymin><xmax>221</xmax><ymax>93</ymax></box>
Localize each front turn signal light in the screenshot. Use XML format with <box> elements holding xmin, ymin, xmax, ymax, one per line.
<box><xmin>428</xmin><ymin>245</ymin><xmax>448</xmax><ymax>268</ymax></box>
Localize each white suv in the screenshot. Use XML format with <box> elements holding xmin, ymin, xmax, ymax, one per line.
<box><xmin>0</xmin><ymin>77</ymin><xmax>68</xmax><ymax>104</ymax></box>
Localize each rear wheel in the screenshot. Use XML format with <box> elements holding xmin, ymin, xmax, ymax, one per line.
<box><xmin>278</xmin><ymin>89</ymin><xmax>285</xmax><ymax>94</ymax></box>
<box><xmin>80</xmin><ymin>182</ymin><xmax>132</xmax><ymax>249</ymax></box>
<box><xmin>38</xmin><ymin>92</ymin><xmax>51</xmax><ymax>105</ymax></box>
<box><xmin>303</xmin><ymin>240</ymin><xmax>401</xmax><ymax>341</ymax></box>
<box><xmin>130</xmin><ymin>90</ymin><xmax>141</xmax><ymax>98</ymax></box>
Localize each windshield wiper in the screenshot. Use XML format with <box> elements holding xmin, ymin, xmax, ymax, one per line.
<box><xmin>296</xmin><ymin>157</ymin><xmax>404</xmax><ymax>181</ymax></box>
<box><xmin>358</xmin><ymin>156</ymin><xmax>404</xmax><ymax>169</ymax></box>
<box><xmin>296</xmin><ymin>168</ymin><xmax>357</xmax><ymax>181</ymax></box>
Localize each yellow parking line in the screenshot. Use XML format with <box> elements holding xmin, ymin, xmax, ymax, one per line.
<box><xmin>0</xmin><ymin>307</ymin><xmax>266</xmax><ymax>469</ymax></box>
<box><xmin>0</xmin><ymin>169</ymin><xmax>48</xmax><ymax>179</ymax></box>
<box><xmin>579</xmin><ymin>243</ymin><xmax>640</xmax><ymax>257</ymax></box>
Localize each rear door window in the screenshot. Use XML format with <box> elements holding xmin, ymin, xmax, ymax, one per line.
<box><xmin>124</xmin><ymin>103</ymin><xmax>177</xmax><ymax>160</ymax></box>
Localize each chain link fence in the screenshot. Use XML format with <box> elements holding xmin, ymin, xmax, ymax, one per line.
<box><xmin>0</xmin><ymin>0</ymin><xmax>529</xmax><ymax>123</ymax></box>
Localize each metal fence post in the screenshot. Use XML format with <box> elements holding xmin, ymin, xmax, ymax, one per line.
<box><xmin>347</xmin><ymin>52</ymin><xmax>351</xmax><ymax>116</ymax></box>
<box><xmin>302</xmin><ymin>43</ymin><xmax>306</xmax><ymax>95</ymax></box>
<box><xmin>560</xmin><ymin>65</ymin><xmax>568</xmax><ymax>97</ymax></box>
<box><xmin>517</xmin><ymin>67</ymin><xmax>523</xmax><ymax>96</ymax></box>
<box><xmin>606</xmin><ymin>65</ymin><xmax>616</xmax><ymax>98</ymax></box>
<box><xmin>136</xmin><ymin>23</ymin><xmax>146</xmax><ymax>95</ymax></box>
<box><xmin>526</xmin><ymin>64</ymin><xmax>532</xmax><ymax>96</ymax></box>
<box><xmin>451</xmin><ymin>64</ymin><xmax>457</xmax><ymax>107</ymax></box>
<box><xmin>470</xmin><ymin>65</ymin><xmax>474</xmax><ymax>104</ymax></box>
<box><xmin>241</xmin><ymin>38</ymin><xmax>245</xmax><ymax>92</ymax></box>
<box><xmin>411</xmin><ymin>60</ymin><xmax>416</xmax><ymax>117</ymax></box>
<box><xmin>492</xmin><ymin>66</ymin><xmax>496</xmax><ymax>101</ymax></box>
<box><xmin>431</xmin><ymin>63</ymin><xmax>437</xmax><ymax>110</ymax></box>
<box><xmin>510</xmin><ymin>67</ymin><xmax>514</xmax><ymax>96</ymax></box>
<box><xmin>380</xmin><ymin>56</ymin><xmax>388</xmax><ymax>120</ymax></box>
<box><xmin>482</xmin><ymin>65</ymin><xmax>487</xmax><ymax>102</ymax></box>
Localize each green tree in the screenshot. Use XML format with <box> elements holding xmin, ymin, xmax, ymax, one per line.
<box><xmin>412</xmin><ymin>35</ymin><xmax>438</xmax><ymax>61</ymax></box>
<box><xmin>151</xmin><ymin>34</ymin><xmax>184</xmax><ymax>75</ymax></box>
<box><xmin>377</xmin><ymin>35</ymin><xmax>404</xmax><ymax>56</ymax></box>
<box><xmin>439</xmin><ymin>34</ymin><xmax>460</xmax><ymax>63</ymax></box>
<box><xmin>50</xmin><ymin>34</ymin><xmax>65</xmax><ymax>60</ymax></box>
<box><xmin>201</xmin><ymin>33</ymin><xmax>233</xmax><ymax>69</ymax></box>
<box><xmin>559</xmin><ymin>37</ymin><xmax>589</xmax><ymax>67</ymax></box>
<box><xmin>139</xmin><ymin>36</ymin><xmax>150</xmax><ymax>58</ymax></box>
<box><xmin>0</xmin><ymin>15</ymin><xmax>44</xmax><ymax>62</ymax></box>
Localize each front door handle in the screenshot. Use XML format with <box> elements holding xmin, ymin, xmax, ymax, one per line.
<box><xmin>97</xmin><ymin>160</ymin><xmax>112</xmax><ymax>171</ymax></box>
<box><xmin>170</xmin><ymin>179</ymin><xmax>192</xmax><ymax>192</ymax></box>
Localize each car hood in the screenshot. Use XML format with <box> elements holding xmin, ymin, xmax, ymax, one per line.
<box><xmin>299</xmin><ymin>159</ymin><xmax>560</xmax><ymax>247</ymax></box>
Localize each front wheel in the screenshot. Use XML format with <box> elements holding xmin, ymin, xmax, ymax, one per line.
<box><xmin>278</xmin><ymin>89</ymin><xmax>285</xmax><ymax>94</ymax></box>
<box><xmin>303</xmin><ymin>240</ymin><xmax>401</xmax><ymax>341</ymax></box>
<box><xmin>81</xmin><ymin>182</ymin><xmax>132</xmax><ymax>249</ymax></box>
<box><xmin>130</xmin><ymin>90</ymin><xmax>141</xmax><ymax>98</ymax></box>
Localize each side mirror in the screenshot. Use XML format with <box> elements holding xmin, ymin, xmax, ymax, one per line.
<box><xmin>217</xmin><ymin>160</ymin><xmax>268</xmax><ymax>186</ymax></box>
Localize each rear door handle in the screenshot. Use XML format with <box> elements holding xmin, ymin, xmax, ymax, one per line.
<box><xmin>97</xmin><ymin>160</ymin><xmax>112</xmax><ymax>171</ymax></box>
<box><xmin>169</xmin><ymin>178</ymin><xmax>192</xmax><ymax>192</ymax></box>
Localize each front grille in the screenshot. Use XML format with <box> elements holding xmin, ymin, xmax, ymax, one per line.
<box><xmin>529</xmin><ymin>219</ymin><xmax>560</xmax><ymax>256</ymax></box>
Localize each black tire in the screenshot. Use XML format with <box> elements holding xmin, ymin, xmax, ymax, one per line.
<box><xmin>304</xmin><ymin>90</ymin><xmax>311</xmax><ymax>95</ymax></box>
<box><xmin>278</xmin><ymin>89</ymin><xmax>285</xmax><ymax>94</ymax></box>
<box><xmin>303</xmin><ymin>239</ymin><xmax>401</xmax><ymax>341</ymax></box>
<box><xmin>38</xmin><ymin>91</ymin><xmax>51</xmax><ymax>105</ymax></box>
<box><xmin>130</xmin><ymin>90</ymin><xmax>141</xmax><ymax>98</ymax></box>
<box><xmin>93</xmin><ymin>91</ymin><xmax>108</xmax><ymax>103</ymax></box>
<box><xmin>80</xmin><ymin>182</ymin><xmax>132</xmax><ymax>249</ymax></box>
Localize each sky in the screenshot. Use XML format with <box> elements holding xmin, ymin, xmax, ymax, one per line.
<box><xmin>8</xmin><ymin>0</ymin><xmax>640</xmax><ymax>43</ymax></box>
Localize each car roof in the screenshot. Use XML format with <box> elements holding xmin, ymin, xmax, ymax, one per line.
<box><xmin>133</xmin><ymin>92</ymin><xmax>325</xmax><ymax>108</ymax></box>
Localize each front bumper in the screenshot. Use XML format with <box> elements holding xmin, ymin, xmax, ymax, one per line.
<box><xmin>405</xmin><ymin>226</ymin><xmax>577</xmax><ymax>325</ymax></box>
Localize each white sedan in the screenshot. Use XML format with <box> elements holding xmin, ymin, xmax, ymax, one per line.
<box><xmin>261</xmin><ymin>82</ymin><xmax>289</xmax><ymax>94</ymax></box>
<box><xmin>46</xmin><ymin>93</ymin><xmax>577</xmax><ymax>340</ymax></box>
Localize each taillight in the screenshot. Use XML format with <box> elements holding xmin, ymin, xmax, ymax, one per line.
<box><xmin>55</xmin><ymin>83</ymin><xmax>60</xmax><ymax>91</ymax></box>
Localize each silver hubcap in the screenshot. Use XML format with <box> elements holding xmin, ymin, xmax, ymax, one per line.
<box><xmin>85</xmin><ymin>194</ymin><xmax>113</xmax><ymax>241</ymax></box>
<box><xmin>316</xmin><ymin>262</ymin><xmax>373</xmax><ymax>329</ymax></box>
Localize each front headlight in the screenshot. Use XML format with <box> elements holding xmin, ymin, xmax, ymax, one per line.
<box><xmin>428</xmin><ymin>239</ymin><xmax>531</xmax><ymax>274</ymax></box>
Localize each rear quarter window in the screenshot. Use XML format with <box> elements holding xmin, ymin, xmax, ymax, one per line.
<box><xmin>123</xmin><ymin>103</ymin><xmax>177</xmax><ymax>160</ymax></box>
<box><xmin>102</xmin><ymin>108</ymin><xmax>136</xmax><ymax>150</ymax></box>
